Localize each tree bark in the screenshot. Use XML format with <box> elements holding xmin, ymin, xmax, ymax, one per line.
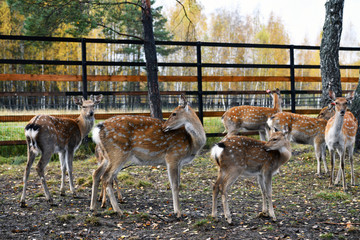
<box><xmin>320</xmin><ymin>0</ymin><xmax>344</xmax><ymax>106</ymax></box>
<box><xmin>350</xmin><ymin>73</ymin><xmax>360</xmax><ymax>151</ymax></box>
<box><xmin>142</xmin><ymin>0</ymin><xmax>163</xmax><ymax>120</ymax></box>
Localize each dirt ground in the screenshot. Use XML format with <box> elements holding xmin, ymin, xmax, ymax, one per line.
<box><xmin>0</xmin><ymin>145</ymin><xmax>360</xmax><ymax>240</ymax></box>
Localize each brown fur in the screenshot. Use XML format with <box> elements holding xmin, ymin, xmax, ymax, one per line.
<box><xmin>325</xmin><ymin>91</ymin><xmax>358</xmax><ymax>191</ymax></box>
<box><xmin>267</xmin><ymin>112</ymin><xmax>328</xmax><ymax>176</ymax></box>
<box><xmin>90</xmin><ymin>96</ymin><xmax>206</xmax><ymax>217</ymax></box>
<box><xmin>20</xmin><ymin>95</ymin><xmax>102</xmax><ymax>207</ymax></box>
<box><xmin>222</xmin><ymin>89</ymin><xmax>282</xmax><ymax>140</ymax></box>
<box><xmin>211</xmin><ymin>129</ymin><xmax>291</xmax><ymax>223</ymax></box>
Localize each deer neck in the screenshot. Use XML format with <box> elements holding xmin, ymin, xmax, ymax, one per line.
<box><xmin>278</xmin><ymin>144</ymin><xmax>292</xmax><ymax>165</ymax></box>
<box><xmin>76</xmin><ymin>114</ymin><xmax>95</xmax><ymax>140</ymax></box>
<box><xmin>273</xmin><ymin>95</ymin><xmax>282</xmax><ymax>113</ymax></box>
<box><xmin>184</xmin><ymin>116</ymin><xmax>206</xmax><ymax>154</ymax></box>
<box><xmin>330</xmin><ymin>111</ymin><xmax>345</xmax><ymax>135</ymax></box>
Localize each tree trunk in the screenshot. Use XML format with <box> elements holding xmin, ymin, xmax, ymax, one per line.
<box><xmin>320</xmin><ymin>0</ymin><xmax>344</xmax><ymax>106</ymax></box>
<box><xmin>142</xmin><ymin>0</ymin><xmax>163</xmax><ymax>120</ymax></box>
<box><xmin>350</xmin><ymin>73</ymin><xmax>360</xmax><ymax>151</ymax></box>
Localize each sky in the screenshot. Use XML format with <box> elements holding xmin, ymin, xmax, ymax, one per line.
<box><xmin>155</xmin><ymin>0</ymin><xmax>360</xmax><ymax>46</ymax></box>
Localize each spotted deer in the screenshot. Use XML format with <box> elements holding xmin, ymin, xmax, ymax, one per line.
<box><xmin>325</xmin><ymin>90</ymin><xmax>358</xmax><ymax>191</ymax></box>
<box><xmin>20</xmin><ymin>95</ymin><xmax>103</xmax><ymax>207</ymax></box>
<box><xmin>90</xmin><ymin>95</ymin><xmax>206</xmax><ymax>217</ymax></box>
<box><xmin>211</xmin><ymin>127</ymin><xmax>291</xmax><ymax>223</ymax></box>
<box><xmin>222</xmin><ymin>89</ymin><xmax>282</xmax><ymax>140</ymax></box>
<box><xmin>267</xmin><ymin>111</ymin><xmax>329</xmax><ymax>176</ymax></box>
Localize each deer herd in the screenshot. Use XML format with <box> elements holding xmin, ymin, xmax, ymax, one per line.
<box><xmin>19</xmin><ymin>89</ymin><xmax>358</xmax><ymax>224</ymax></box>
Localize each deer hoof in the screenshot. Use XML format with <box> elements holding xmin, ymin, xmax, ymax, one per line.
<box><xmin>258</xmin><ymin>212</ymin><xmax>270</xmax><ymax>218</ymax></box>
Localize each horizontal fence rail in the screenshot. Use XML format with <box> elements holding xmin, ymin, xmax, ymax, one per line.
<box><xmin>1</xmin><ymin>34</ymin><xmax>360</xmax><ymax>146</ymax></box>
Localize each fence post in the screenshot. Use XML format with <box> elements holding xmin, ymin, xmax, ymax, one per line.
<box><xmin>81</xmin><ymin>38</ymin><xmax>88</xmax><ymax>99</ymax></box>
<box><xmin>290</xmin><ymin>45</ymin><xmax>296</xmax><ymax>113</ymax></box>
<box><xmin>196</xmin><ymin>42</ymin><xmax>204</xmax><ymax>124</ymax></box>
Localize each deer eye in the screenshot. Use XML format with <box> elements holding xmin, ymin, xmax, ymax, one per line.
<box><xmin>172</xmin><ymin>113</ymin><xmax>177</xmax><ymax>116</ymax></box>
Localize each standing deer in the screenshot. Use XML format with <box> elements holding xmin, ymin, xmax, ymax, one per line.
<box><xmin>325</xmin><ymin>90</ymin><xmax>358</xmax><ymax>191</ymax></box>
<box><xmin>90</xmin><ymin>95</ymin><xmax>206</xmax><ymax>217</ymax></box>
<box><xmin>222</xmin><ymin>89</ymin><xmax>282</xmax><ymax>140</ymax></box>
<box><xmin>211</xmin><ymin>127</ymin><xmax>292</xmax><ymax>223</ymax></box>
<box><xmin>20</xmin><ymin>95</ymin><xmax>103</xmax><ymax>207</ymax></box>
<box><xmin>267</xmin><ymin>112</ymin><xmax>329</xmax><ymax>176</ymax></box>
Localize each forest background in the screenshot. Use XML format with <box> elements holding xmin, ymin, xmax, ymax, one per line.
<box><xmin>0</xmin><ymin>0</ymin><xmax>359</xmax><ymax>112</ymax></box>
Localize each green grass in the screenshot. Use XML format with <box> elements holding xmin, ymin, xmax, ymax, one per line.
<box><xmin>315</xmin><ymin>191</ymin><xmax>351</xmax><ymax>201</ymax></box>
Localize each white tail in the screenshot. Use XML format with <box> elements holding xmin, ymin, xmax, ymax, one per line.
<box><xmin>267</xmin><ymin>112</ymin><xmax>329</xmax><ymax>176</ymax></box>
<box><xmin>222</xmin><ymin>89</ymin><xmax>282</xmax><ymax>140</ymax></box>
<box><xmin>90</xmin><ymin>95</ymin><xmax>206</xmax><ymax>217</ymax></box>
<box><xmin>325</xmin><ymin>90</ymin><xmax>358</xmax><ymax>191</ymax></box>
<box><xmin>211</xmin><ymin>127</ymin><xmax>291</xmax><ymax>223</ymax></box>
<box><xmin>20</xmin><ymin>95</ymin><xmax>103</xmax><ymax>207</ymax></box>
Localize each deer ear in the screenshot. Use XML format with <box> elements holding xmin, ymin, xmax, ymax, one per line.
<box><xmin>329</xmin><ymin>90</ymin><xmax>336</xmax><ymax>100</ymax></box>
<box><xmin>179</xmin><ymin>94</ymin><xmax>188</xmax><ymax>107</ymax></box>
<box><xmin>93</xmin><ymin>94</ymin><xmax>103</xmax><ymax>105</ymax></box>
<box><xmin>74</xmin><ymin>96</ymin><xmax>83</xmax><ymax>106</ymax></box>
<box><xmin>346</xmin><ymin>91</ymin><xmax>354</xmax><ymax>102</ymax></box>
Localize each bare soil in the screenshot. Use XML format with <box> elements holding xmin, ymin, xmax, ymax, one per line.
<box><xmin>0</xmin><ymin>145</ymin><xmax>360</xmax><ymax>239</ymax></box>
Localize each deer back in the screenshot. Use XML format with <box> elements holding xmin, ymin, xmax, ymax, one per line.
<box><xmin>94</xmin><ymin>115</ymin><xmax>193</xmax><ymax>166</ymax></box>
<box><xmin>222</xmin><ymin>89</ymin><xmax>281</xmax><ymax>128</ymax></box>
<box><xmin>212</xmin><ymin>132</ymin><xmax>291</xmax><ymax>176</ymax></box>
<box><xmin>268</xmin><ymin>112</ymin><xmax>327</xmax><ymax>144</ymax></box>
<box><xmin>26</xmin><ymin>115</ymin><xmax>82</xmax><ymax>152</ymax></box>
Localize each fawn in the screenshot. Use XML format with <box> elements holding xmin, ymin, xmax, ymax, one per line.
<box><xmin>211</xmin><ymin>127</ymin><xmax>291</xmax><ymax>223</ymax></box>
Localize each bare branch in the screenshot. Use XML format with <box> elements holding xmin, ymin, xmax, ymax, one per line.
<box><xmin>95</xmin><ymin>22</ymin><xmax>144</xmax><ymax>41</ymax></box>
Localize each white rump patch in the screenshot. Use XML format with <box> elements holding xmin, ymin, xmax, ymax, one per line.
<box><xmin>92</xmin><ymin>126</ymin><xmax>102</xmax><ymax>145</ymax></box>
<box><xmin>210</xmin><ymin>145</ymin><xmax>224</xmax><ymax>160</ymax></box>
<box><xmin>25</xmin><ymin>128</ymin><xmax>39</xmax><ymax>139</ymax></box>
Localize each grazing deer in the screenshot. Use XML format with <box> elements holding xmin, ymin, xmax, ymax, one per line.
<box><xmin>95</xmin><ymin>145</ymin><xmax>123</xmax><ymax>208</ymax></box>
<box><xmin>222</xmin><ymin>89</ymin><xmax>282</xmax><ymax>140</ymax></box>
<box><xmin>20</xmin><ymin>95</ymin><xmax>103</xmax><ymax>207</ymax></box>
<box><xmin>325</xmin><ymin>90</ymin><xmax>358</xmax><ymax>191</ymax></box>
<box><xmin>90</xmin><ymin>95</ymin><xmax>206</xmax><ymax>217</ymax></box>
<box><xmin>267</xmin><ymin>112</ymin><xmax>329</xmax><ymax>176</ymax></box>
<box><xmin>317</xmin><ymin>105</ymin><xmax>335</xmax><ymax>120</ymax></box>
<box><xmin>211</xmin><ymin>127</ymin><xmax>291</xmax><ymax>223</ymax></box>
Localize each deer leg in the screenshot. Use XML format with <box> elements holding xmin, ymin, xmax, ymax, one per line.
<box><xmin>257</xmin><ymin>174</ymin><xmax>268</xmax><ymax>216</ymax></box>
<box><xmin>212</xmin><ymin>169</ymin><xmax>224</xmax><ymax>219</ymax></box>
<box><xmin>103</xmin><ymin>167</ymin><xmax>123</xmax><ymax>216</ymax></box>
<box><xmin>35</xmin><ymin>151</ymin><xmax>53</xmax><ymax>204</ymax></box>
<box><xmin>20</xmin><ymin>144</ymin><xmax>36</xmax><ymax>207</ymax></box>
<box><xmin>349</xmin><ymin>147</ymin><xmax>355</xmax><ymax>186</ymax></box>
<box><xmin>321</xmin><ymin>143</ymin><xmax>328</xmax><ymax>174</ymax></box>
<box><xmin>334</xmin><ymin>160</ymin><xmax>343</xmax><ymax>185</ymax></box>
<box><xmin>314</xmin><ymin>142</ymin><xmax>325</xmax><ymax>177</ymax></box>
<box><xmin>340</xmin><ymin>151</ymin><xmax>347</xmax><ymax>191</ymax></box>
<box><xmin>114</xmin><ymin>177</ymin><xmax>123</xmax><ymax>203</ymax></box>
<box><xmin>90</xmin><ymin>160</ymin><xmax>107</xmax><ymax>213</ymax></box>
<box><xmin>66</xmin><ymin>150</ymin><xmax>76</xmax><ymax>196</ymax></box>
<box><xmin>100</xmin><ymin>182</ymin><xmax>107</xmax><ymax>208</ymax></box>
<box><xmin>59</xmin><ymin>151</ymin><xmax>67</xmax><ymax>196</ymax></box>
<box><xmin>166</xmin><ymin>162</ymin><xmax>181</xmax><ymax>218</ymax></box>
<box><xmin>329</xmin><ymin>149</ymin><xmax>335</xmax><ymax>187</ymax></box>
<box><xmin>264</xmin><ymin>173</ymin><xmax>276</xmax><ymax>221</ymax></box>
<box><xmin>220</xmin><ymin>169</ymin><xmax>239</xmax><ymax>224</ymax></box>
<box><xmin>259</xmin><ymin>130</ymin><xmax>267</xmax><ymax>141</ymax></box>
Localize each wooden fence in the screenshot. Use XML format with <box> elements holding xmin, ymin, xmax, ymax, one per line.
<box><xmin>1</xmin><ymin>35</ymin><xmax>360</xmax><ymax>146</ymax></box>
